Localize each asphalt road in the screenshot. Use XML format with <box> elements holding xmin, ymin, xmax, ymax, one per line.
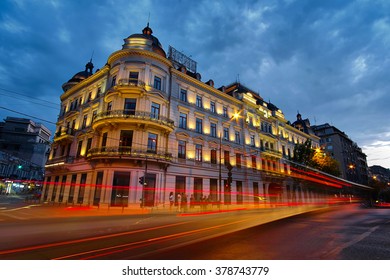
<box><xmin>144</xmin><ymin>204</ymin><xmax>390</xmax><ymax>260</ymax></box>
<box><xmin>1</xmin><ymin>197</ymin><xmax>389</xmax><ymax>260</ymax></box>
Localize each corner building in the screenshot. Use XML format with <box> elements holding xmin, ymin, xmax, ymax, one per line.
<box><xmin>44</xmin><ymin>25</ymin><xmax>321</xmax><ymax>208</ymax></box>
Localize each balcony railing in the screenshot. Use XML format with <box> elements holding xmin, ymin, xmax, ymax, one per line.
<box><xmin>87</xmin><ymin>146</ymin><xmax>173</xmax><ymax>162</ymax></box>
<box><xmin>53</xmin><ymin>128</ymin><xmax>75</xmax><ymax>143</ymax></box>
<box><xmin>117</xmin><ymin>78</ymin><xmax>146</xmax><ymax>88</ymax></box>
<box><xmin>92</xmin><ymin>110</ymin><xmax>175</xmax><ymax>129</ymax></box>
<box><xmin>46</xmin><ymin>156</ymin><xmax>75</xmax><ymax>166</ymax></box>
<box><xmin>260</xmin><ymin>147</ymin><xmax>282</xmax><ymax>157</ymax></box>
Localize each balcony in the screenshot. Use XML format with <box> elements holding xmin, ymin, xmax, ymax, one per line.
<box><xmin>106</xmin><ymin>78</ymin><xmax>146</xmax><ymax>97</ymax></box>
<box><xmin>45</xmin><ymin>156</ymin><xmax>74</xmax><ymax>171</ymax></box>
<box><xmin>92</xmin><ymin>110</ymin><xmax>175</xmax><ymax>131</ymax></box>
<box><xmin>86</xmin><ymin>146</ymin><xmax>172</xmax><ymax>163</ymax></box>
<box><xmin>260</xmin><ymin>147</ymin><xmax>282</xmax><ymax>158</ymax></box>
<box><xmin>53</xmin><ymin>128</ymin><xmax>75</xmax><ymax>143</ymax></box>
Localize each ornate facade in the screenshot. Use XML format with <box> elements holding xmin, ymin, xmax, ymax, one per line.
<box><xmin>44</xmin><ymin>24</ymin><xmax>321</xmax><ymax>208</ymax></box>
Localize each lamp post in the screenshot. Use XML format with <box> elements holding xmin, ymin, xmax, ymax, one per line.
<box><xmin>218</xmin><ymin>111</ymin><xmax>241</xmax><ymax>206</ymax></box>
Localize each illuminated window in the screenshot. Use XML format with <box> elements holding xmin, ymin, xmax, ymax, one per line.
<box><xmin>236</xmin><ymin>153</ymin><xmax>242</xmax><ymax>168</ymax></box>
<box><xmin>224</xmin><ymin>150</ymin><xmax>230</xmax><ymax>166</ymax></box>
<box><xmin>211</xmin><ymin>149</ymin><xmax>217</xmax><ymax>164</ymax></box>
<box><xmin>195</xmin><ymin>144</ymin><xmax>202</xmax><ymax>162</ymax></box>
<box><xmin>251</xmin><ymin>155</ymin><xmax>256</xmax><ymax>169</ymax></box>
<box><xmin>147</xmin><ymin>133</ymin><xmax>158</xmax><ymax>153</ymax></box>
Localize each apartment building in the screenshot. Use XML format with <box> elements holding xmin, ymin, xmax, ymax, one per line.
<box><xmin>44</xmin><ymin>24</ymin><xmax>320</xmax><ymax>207</ymax></box>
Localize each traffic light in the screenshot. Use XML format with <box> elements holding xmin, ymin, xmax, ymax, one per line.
<box><xmin>139</xmin><ymin>176</ymin><xmax>144</xmax><ymax>185</ymax></box>
<box><xmin>17</xmin><ymin>165</ymin><xmax>23</xmax><ymax>170</ymax></box>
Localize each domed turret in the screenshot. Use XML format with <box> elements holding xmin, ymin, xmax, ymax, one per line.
<box><xmin>122</xmin><ymin>23</ymin><xmax>166</xmax><ymax>57</ymax></box>
<box><xmin>62</xmin><ymin>60</ymin><xmax>94</xmax><ymax>91</ymax></box>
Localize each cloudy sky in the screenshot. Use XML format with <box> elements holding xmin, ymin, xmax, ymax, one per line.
<box><xmin>0</xmin><ymin>0</ymin><xmax>389</xmax><ymax>168</ymax></box>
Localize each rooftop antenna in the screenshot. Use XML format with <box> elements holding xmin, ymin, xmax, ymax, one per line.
<box><xmin>90</xmin><ymin>50</ymin><xmax>94</xmax><ymax>63</ymax></box>
<box><xmin>147</xmin><ymin>12</ymin><xmax>150</xmax><ymax>26</ymax></box>
<box><xmin>237</xmin><ymin>74</ymin><xmax>240</xmax><ymax>83</ymax></box>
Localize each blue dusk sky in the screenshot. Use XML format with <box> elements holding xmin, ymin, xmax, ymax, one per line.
<box><xmin>0</xmin><ymin>0</ymin><xmax>389</xmax><ymax>168</ymax></box>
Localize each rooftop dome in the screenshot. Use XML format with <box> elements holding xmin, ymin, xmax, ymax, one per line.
<box><xmin>62</xmin><ymin>60</ymin><xmax>94</xmax><ymax>91</ymax></box>
<box><xmin>122</xmin><ymin>23</ymin><xmax>166</xmax><ymax>57</ymax></box>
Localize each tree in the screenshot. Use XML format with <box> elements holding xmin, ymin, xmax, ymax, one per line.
<box><xmin>292</xmin><ymin>139</ymin><xmax>341</xmax><ymax>177</ymax></box>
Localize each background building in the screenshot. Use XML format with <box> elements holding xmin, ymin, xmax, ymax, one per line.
<box><xmin>44</xmin><ymin>24</ymin><xmax>341</xmax><ymax>209</ymax></box>
<box><xmin>0</xmin><ymin>117</ymin><xmax>51</xmax><ymax>194</ymax></box>
<box><xmin>312</xmin><ymin>123</ymin><xmax>369</xmax><ymax>185</ymax></box>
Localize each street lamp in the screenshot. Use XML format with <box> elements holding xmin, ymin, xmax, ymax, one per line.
<box><xmin>218</xmin><ymin>111</ymin><xmax>241</xmax><ymax>205</ymax></box>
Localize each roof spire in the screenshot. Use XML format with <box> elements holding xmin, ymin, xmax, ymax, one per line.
<box><xmin>142</xmin><ymin>12</ymin><xmax>153</xmax><ymax>35</ymax></box>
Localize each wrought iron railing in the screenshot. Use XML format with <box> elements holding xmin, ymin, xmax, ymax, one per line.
<box><xmin>93</xmin><ymin>110</ymin><xmax>174</xmax><ymax>128</ymax></box>
<box><xmin>87</xmin><ymin>146</ymin><xmax>173</xmax><ymax>161</ymax></box>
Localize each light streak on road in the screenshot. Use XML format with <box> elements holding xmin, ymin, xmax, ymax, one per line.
<box><xmin>54</xmin><ymin>217</ymin><xmax>255</xmax><ymax>260</ymax></box>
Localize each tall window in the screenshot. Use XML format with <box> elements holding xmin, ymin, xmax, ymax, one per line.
<box><xmin>124</xmin><ymin>98</ymin><xmax>136</xmax><ymax>115</ymax></box>
<box><xmin>81</xmin><ymin>114</ymin><xmax>88</xmax><ymax>129</ymax></box>
<box><xmin>101</xmin><ymin>132</ymin><xmax>108</xmax><ymax>151</ymax></box>
<box><xmin>147</xmin><ymin>133</ymin><xmax>157</xmax><ymax>153</ymax></box>
<box><xmin>86</xmin><ymin>138</ymin><xmax>92</xmax><ymax>154</ymax></box>
<box><xmin>196</xmin><ymin>118</ymin><xmax>203</xmax><ymax>134</ymax></box>
<box><xmin>195</xmin><ymin>144</ymin><xmax>202</xmax><ymax>162</ymax></box>
<box><xmin>77</xmin><ymin>173</ymin><xmax>87</xmax><ymax>204</ymax></box>
<box><xmin>76</xmin><ymin>140</ymin><xmax>83</xmax><ymax>157</ymax></box>
<box><xmin>151</xmin><ymin>102</ymin><xmax>160</xmax><ymax>119</ymax></box>
<box><xmin>129</xmin><ymin>71</ymin><xmax>139</xmax><ymax>84</ymax></box>
<box><xmin>224</xmin><ymin>150</ymin><xmax>230</xmax><ymax>166</ymax></box>
<box><xmin>180</xmin><ymin>89</ymin><xmax>187</xmax><ymax>102</ymax></box>
<box><xmin>178</xmin><ymin>140</ymin><xmax>186</xmax><ymax>159</ymax></box>
<box><xmin>111</xmin><ymin>75</ymin><xmax>116</xmax><ymax>87</ymax></box>
<box><xmin>236</xmin><ymin>153</ymin><xmax>242</xmax><ymax>168</ymax></box>
<box><xmin>210</xmin><ymin>101</ymin><xmax>216</xmax><ymax>113</ymax></box>
<box><xmin>211</xmin><ymin>149</ymin><xmax>217</xmax><ymax>164</ymax></box>
<box><xmin>223</xmin><ymin>127</ymin><xmax>229</xmax><ymax>140</ymax></box>
<box><xmin>92</xmin><ymin>110</ymin><xmax>97</xmax><ymax>121</ymax></box>
<box><xmin>235</xmin><ymin>131</ymin><xmax>241</xmax><ymax>144</ymax></box>
<box><xmin>179</xmin><ymin>113</ymin><xmax>187</xmax><ymax>129</ymax></box>
<box><xmin>154</xmin><ymin>76</ymin><xmax>162</xmax><ymax>90</ymax></box>
<box><xmin>107</xmin><ymin>101</ymin><xmax>112</xmax><ymax>112</ymax></box>
<box><xmin>252</xmin><ymin>155</ymin><xmax>257</xmax><ymax>169</ymax></box>
<box><xmin>68</xmin><ymin>174</ymin><xmax>76</xmax><ymax>203</ymax></box>
<box><xmin>120</xmin><ymin>130</ymin><xmax>133</xmax><ymax>149</ymax></box>
<box><xmin>210</xmin><ymin>123</ymin><xmax>217</xmax><ymax>137</ymax></box>
<box><xmin>223</xmin><ymin>106</ymin><xmax>228</xmax><ymax>117</ymax></box>
<box><xmin>196</xmin><ymin>95</ymin><xmax>202</xmax><ymax>108</ymax></box>
<box><xmin>250</xmin><ymin>135</ymin><xmax>255</xmax><ymax>146</ymax></box>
